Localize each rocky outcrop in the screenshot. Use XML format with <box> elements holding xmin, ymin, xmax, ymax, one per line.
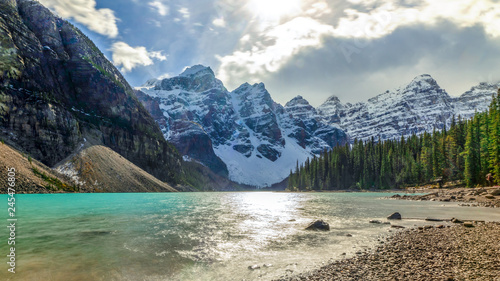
<box><xmin>0</xmin><ymin>0</ymin><xmax>183</xmax><ymax>187</ymax></box>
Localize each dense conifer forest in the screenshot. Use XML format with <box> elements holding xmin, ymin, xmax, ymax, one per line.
<box><xmin>288</xmin><ymin>90</ymin><xmax>500</xmax><ymax>190</ymax></box>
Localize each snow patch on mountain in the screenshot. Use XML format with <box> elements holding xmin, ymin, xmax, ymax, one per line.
<box><xmin>214</xmin><ymin>135</ymin><xmax>312</xmax><ymax>187</ymax></box>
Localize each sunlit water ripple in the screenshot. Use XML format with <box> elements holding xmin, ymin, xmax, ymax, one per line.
<box><xmin>1</xmin><ymin>192</ymin><xmax>500</xmax><ymax>281</ymax></box>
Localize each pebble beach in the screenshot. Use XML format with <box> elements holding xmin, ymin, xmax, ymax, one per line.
<box><xmin>278</xmin><ymin>222</ymin><xmax>500</xmax><ymax>281</ymax></box>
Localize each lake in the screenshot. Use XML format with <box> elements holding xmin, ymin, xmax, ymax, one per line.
<box><xmin>1</xmin><ymin>192</ymin><xmax>500</xmax><ymax>280</ymax></box>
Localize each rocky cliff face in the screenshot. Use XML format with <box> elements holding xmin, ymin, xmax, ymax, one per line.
<box><xmin>137</xmin><ymin>66</ymin><xmax>348</xmax><ymax>187</ymax></box>
<box><xmin>0</xmin><ymin>0</ymin><xmax>183</xmax><ymax>187</ymax></box>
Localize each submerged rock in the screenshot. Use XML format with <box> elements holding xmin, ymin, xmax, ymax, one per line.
<box><xmin>305</xmin><ymin>220</ymin><xmax>330</xmax><ymax>231</ymax></box>
<box><xmin>391</xmin><ymin>225</ymin><xmax>406</xmax><ymax>229</ymax></box>
<box><xmin>369</xmin><ymin>220</ymin><xmax>382</xmax><ymax>224</ymax></box>
<box><xmin>248</xmin><ymin>264</ymin><xmax>261</xmax><ymax>270</ymax></box>
<box><xmin>387</xmin><ymin>212</ymin><xmax>402</xmax><ymax>220</ymax></box>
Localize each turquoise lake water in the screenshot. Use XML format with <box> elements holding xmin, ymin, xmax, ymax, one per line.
<box><xmin>1</xmin><ymin>192</ymin><xmax>500</xmax><ymax>281</ymax></box>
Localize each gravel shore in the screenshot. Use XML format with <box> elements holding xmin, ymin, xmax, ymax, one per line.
<box><xmin>277</xmin><ymin>222</ymin><xmax>500</xmax><ymax>281</ymax></box>
<box><xmin>392</xmin><ymin>186</ymin><xmax>500</xmax><ymax>208</ymax></box>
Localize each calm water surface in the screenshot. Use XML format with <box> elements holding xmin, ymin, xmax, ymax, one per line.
<box><xmin>1</xmin><ymin>192</ymin><xmax>500</xmax><ymax>281</ymax></box>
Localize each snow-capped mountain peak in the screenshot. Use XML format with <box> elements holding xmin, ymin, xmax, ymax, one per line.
<box><xmin>179</xmin><ymin>64</ymin><xmax>214</xmax><ymax>78</ymax></box>
<box><xmin>137</xmin><ymin>67</ymin><xmax>347</xmax><ymax>187</ymax></box>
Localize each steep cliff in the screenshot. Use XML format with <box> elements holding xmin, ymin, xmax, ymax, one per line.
<box><xmin>0</xmin><ymin>0</ymin><xmax>183</xmax><ymax>188</ymax></box>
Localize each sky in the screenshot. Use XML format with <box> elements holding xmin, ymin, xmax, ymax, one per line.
<box><xmin>38</xmin><ymin>0</ymin><xmax>500</xmax><ymax>106</ymax></box>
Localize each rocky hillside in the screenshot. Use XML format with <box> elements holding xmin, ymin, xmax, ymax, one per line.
<box><xmin>0</xmin><ymin>0</ymin><xmax>183</xmax><ymax>189</ymax></box>
<box><xmin>318</xmin><ymin>75</ymin><xmax>498</xmax><ymax>142</ymax></box>
<box><xmin>0</xmin><ymin>141</ymin><xmax>75</xmax><ymax>193</ymax></box>
<box><xmin>55</xmin><ymin>145</ymin><xmax>179</xmax><ymax>192</ymax></box>
<box><xmin>137</xmin><ymin>65</ymin><xmax>348</xmax><ymax>187</ymax></box>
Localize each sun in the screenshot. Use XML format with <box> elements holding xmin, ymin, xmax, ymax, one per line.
<box><xmin>247</xmin><ymin>0</ymin><xmax>302</xmax><ymax>23</ymax></box>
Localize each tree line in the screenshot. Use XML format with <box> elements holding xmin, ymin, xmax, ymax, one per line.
<box><xmin>288</xmin><ymin>90</ymin><xmax>500</xmax><ymax>190</ymax></box>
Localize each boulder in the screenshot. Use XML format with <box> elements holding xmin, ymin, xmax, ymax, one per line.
<box><xmin>305</xmin><ymin>220</ymin><xmax>330</xmax><ymax>231</ymax></box>
<box><xmin>463</xmin><ymin>222</ymin><xmax>474</xmax><ymax>227</ymax></box>
<box><xmin>248</xmin><ymin>265</ymin><xmax>261</xmax><ymax>270</ymax></box>
<box><xmin>490</xmin><ymin>189</ymin><xmax>500</xmax><ymax>196</ymax></box>
<box><xmin>451</xmin><ymin>218</ymin><xmax>463</xmax><ymax>224</ymax></box>
<box><xmin>387</xmin><ymin>212</ymin><xmax>402</xmax><ymax>220</ymax></box>
<box><xmin>369</xmin><ymin>220</ymin><xmax>382</xmax><ymax>224</ymax></box>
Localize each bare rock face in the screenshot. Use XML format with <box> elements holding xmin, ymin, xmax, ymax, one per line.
<box><xmin>280</xmin><ymin>95</ymin><xmax>347</xmax><ymax>154</ymax></box>
<box><xmin>0</xmin><ymin>0</ymin><xmax>183</xmax><ymax>186</ymax></box>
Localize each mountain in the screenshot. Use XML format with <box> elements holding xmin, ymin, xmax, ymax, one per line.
<box><xmin>139</xmin><ymin>69</ymin><xmax>496</xmax><ymax>187</ymax></box>
<box><xmin>0</xmin><ymin>0</ymin><xmax>183</xmax><ymax>191</ymax></box>
<box><xmin>137</xmin><ymin>65</ymin><xmax>348</xmax><ymax>187</ymax></box>
<box><xmin>318</xmin><ymin>74</ymin><xmax>498</xmax><ymax>142</ymax></box>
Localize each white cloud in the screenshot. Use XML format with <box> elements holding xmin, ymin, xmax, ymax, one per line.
<box><xmin>178</xmin><ymin>7</ymin><xmax>190</xmax><ymax>19</ymax></box>
<box><xmin>111</xmin><ymin>42</ymin><xmax>167</xmax><ymax>73</ymax></box>
<box><xmin>148</xmin><ymin>1</ymin><xmax>169</xmax><ymax>16</ymax></box>
<box><xmin>158</xmin><ymin>73</ymin><xmax>172</xmax><ymax>79</ymax></box>
<box><xmin>212</xmin><ymin>17</ymin><xmax>226</xmax><ymax>27</ymax></box>
<box><xmin>217</xmin><ymin>17</ymin><xmax>334</xmax><ymax>86</ymax></box>
<box><xmin>38</xmin><ymin>0</ymin><xmax>118</xmax><ymax>38</ymax></box>
<box><xmin>305</xmin><ymin>2</ymin><xmax>332</xmax><ymax>17</ymax></box>
<box><xmin>332</xmin><ymin>0</ymin><xmax>500</xmax><ymax>39</ymax></box>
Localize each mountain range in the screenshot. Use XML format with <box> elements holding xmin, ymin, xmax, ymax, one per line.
<box><xmin>137</xmin><ymin>66</ymin><xmax>498</xmax><ymax>187</ymax></box>
<box><xmin>0</xmin><ymin>0</ymin><xmax>497</xmax><ymax>191</ymax></box>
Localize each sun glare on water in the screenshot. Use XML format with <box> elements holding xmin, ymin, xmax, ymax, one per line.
<box><xmin>248</xmin><ymin>0</ymin><xmax>302</xmax><ymax>22</ymax></box>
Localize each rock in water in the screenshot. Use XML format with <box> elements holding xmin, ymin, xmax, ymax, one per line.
<box><xmin>369</xmin><ymin>220</ymin><xmax>382</xmax><ymax>224</ymax></box>
<box><xmin>463</xmin><ymin>222</ymin><xmax>474</xmax><ymax>228</ymax></box>
<box><xmin>305</xmin><ymin>220</ymin><xmax>330</xmax><ymax>231</ymax></box>
<box><xmin>391</xmin><ymin>225</ymin><xmax>406</xmax><ymax>229</ymax></box>
<box><xmin>248</xmin><ymin>265</ymin><xmax>261</xmax><ymax>270</ymax></box>
<box><xmin>387</xmin><ymin>212</ymin><xmax>402</xmax><ymax>220</ymax></box>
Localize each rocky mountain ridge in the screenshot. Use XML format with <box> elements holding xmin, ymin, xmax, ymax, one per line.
<box><xmin>139</xmin><ymin>68</ymin><xmax>497</xmax><ymax>187</ymax></box>
<box><xmin>318</xmin><ymin>74</ymin><xmax>498</xmax><ymax>142</ymax></box>
<box><xmin>137</xmin><ymin>65</ymin><xmax>348</xmax><ymax>187</ymax></box>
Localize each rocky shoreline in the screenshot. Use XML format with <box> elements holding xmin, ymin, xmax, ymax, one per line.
<box><xmin>390</xmin><ymin>186</ymin><xmax>500</xmax><ymax>208</ymax></box>
<box><xmin>277</xmin><ymin>221</ymin><xmax>500</xmax><ymax>281</ymax></box>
